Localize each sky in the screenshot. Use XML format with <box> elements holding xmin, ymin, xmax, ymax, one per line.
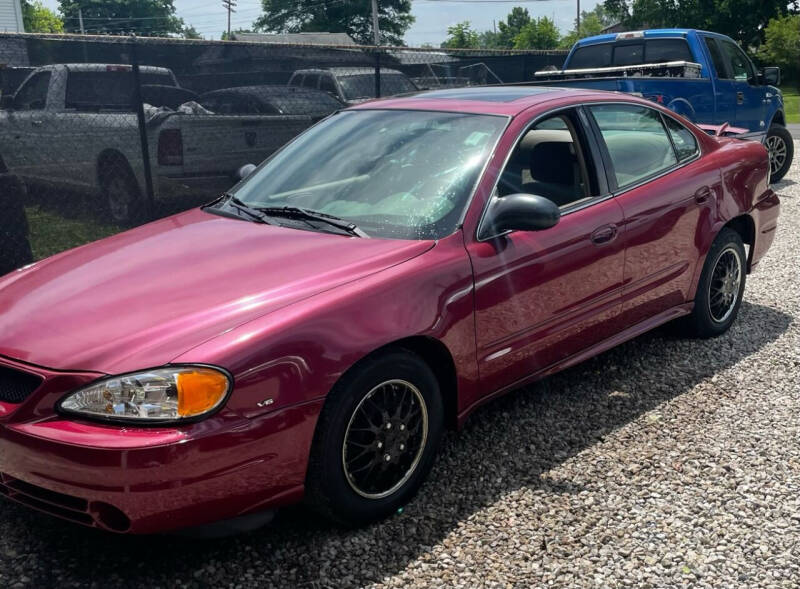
<box><xmin>40</xmin><ymin>0</ymin><xmax>602</xmax><ymax>46</ymax></box>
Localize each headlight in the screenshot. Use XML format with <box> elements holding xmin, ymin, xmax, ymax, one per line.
<box><xmin>58</xmin><ymin>366</ymin><xmax>231</xmax><ymax>424</ymax></box>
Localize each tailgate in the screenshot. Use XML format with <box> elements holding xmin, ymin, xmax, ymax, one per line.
<box><xmin>168</xmin><ymin>114</ymin><xmax>314</xmax><ymax>176</ymax></box>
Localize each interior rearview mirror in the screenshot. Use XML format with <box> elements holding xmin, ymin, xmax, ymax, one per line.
<box><xmin>481</xmin><ymin>193</ymin><xmax>560</xmax><ymax>239</ymax></box>
<box><xmin>236</xmin><ymin>163</ymin><xmax>257</xmax><ymax>181</ymax></box>
<box><xmin>761</xmin><ymin>67</ymin><xmax>780</xmax><ymax>86</ymax></box>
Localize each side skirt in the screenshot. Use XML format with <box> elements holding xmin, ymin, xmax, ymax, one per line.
<box><xmin>457</xmin><ymin>302</ymin><xmax>694</xmax><ymax>427</ymax></box>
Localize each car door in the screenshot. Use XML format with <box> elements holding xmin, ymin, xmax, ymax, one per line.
<box><xmin>467</xmin><ymin>107</ymin><xmax>626</xmax><ymax>393</ymax></box>
<box><xmin>587</xmin><ymin>102</ymin><xmax>718</xmax><ymax>327</ymax></box>
<box><xmin>3</xmin><ymin>70</ymin><xmax>52</xmax><ymax>179</ymax></box>
<box><xmin>714</xmin><ymin>37</ymin><xmax>767</xmax><ymax>134</ymax></box>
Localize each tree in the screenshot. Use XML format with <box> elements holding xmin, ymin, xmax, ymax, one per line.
<box><xmin>513</xmin><ymin>16</ymin><xmax>560</xmax><ymax>50</ymax></box>
<box><xmin>182</xmin><ymin>25</ymin><xmax>201</xmax><ymax>39</ymax></box>
<box><xmin>478</xmin><ymin>29</ymin><xmax>503</xmax><ymax>49</ymax></box>
<box><xmin>254</xmin><ymin>0</ymin><xmax>414</xmax><ymax>46</ymax></box>
<box><xmin>757</xmin><ymin>15</ymin><xmax>800</xmax><ymax>83</ymax></box>
<box><xmin>22</xmin><ymin>1</ymin><xmax>64</xmax><ymax>33</ymax></box>
<box><xmin>221</xmin><ymin>29</ymin><xmax>254</xmax><ymax>41</ymax></box>
<box><xmin>603</xmin><ymin>0</ymin><xmax>800</xmax><ymax>46</ymax></box>
<box><xmin>441</xmin><ymin>21</ymin><xmax>480</xmax><ymax>49</ymax></box>
<box><xmin>58</xmin><ymin>0</ymin><xmax>184</xmax><ymax>37</ymax></box>
<box><xmin>559</xmin><ymin>5</ymin><xmax>614</xmax><ymax>48</ymax></box>
<box><xmin>497</xmin><ymin>7</ymin><xmax>532</xmax><ymax>48</ymax></box>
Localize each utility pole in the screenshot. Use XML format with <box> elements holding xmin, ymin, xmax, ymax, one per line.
<box><xmin>576</xmin><ymin>0</ymin><xmax>581</xmax><ymax>36</ymax></box>
<box><xmin>78</xmin><ymin>8</ymin><xmax>85</xmax><ymax>34</ymax></box>
<box><xmin>222</xmin><ymin>0</ymin><xmax>236</xmax><ymax>39</ymax></box>
<box><xmin>371</xmin><ymin>0</ymin><xmax>380</xmax><ymax>46</ymax></box>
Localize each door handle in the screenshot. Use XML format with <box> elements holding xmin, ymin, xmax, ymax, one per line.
<box><xmin>695</xmin><ymin>186</ymin><xmax>712</xmax><ymax>204</ymax></box>
<box><xmin>31</xmin><ymin>120</ymin><xmax>43</xmax><ymax>126</ymax></box>
<box><xmin>591</xmin><ymin>224</ymin><xmax>618</xmax><ymax>245</ymax></box>
<box><xmin>736</xmin><ymin>91</ymin><xmax>744</xmax><ymax>105</ymax></box>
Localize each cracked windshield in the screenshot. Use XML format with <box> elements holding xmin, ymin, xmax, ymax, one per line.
<box><xmin>230</xmin><ymin>109</ymin><xmax>507</xmax><ymax>239</ymax></box>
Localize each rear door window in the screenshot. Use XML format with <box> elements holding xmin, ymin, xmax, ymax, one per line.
<box><xmin>662</xmin><ymin>116</ymin><xmax>699</xmax><ymax>161</ymax></box>
<box><xmin>589</xmin><ymin>104</ymin><xmax>679</xmax><ymax>189</ymax></box>
<box><xmin>14</xmin><ymin>71</ymin><xmax>51</xmax><ymax>110</ymax></box>
<box><xmin>703</xmin><ymin>37</ymin><xmax>729</xmax><ymax>78</ymax></box>
<box><xmin>302</xmin><ymin>74</ymin><xmax>320</xmax><ymax>89</ymax></box>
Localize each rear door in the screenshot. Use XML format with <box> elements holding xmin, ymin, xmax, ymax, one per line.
<box><xmin>3</xmin><ymin>71</ymin><xmax>52</xmax><ymax>178</ymax></box>
<box><xmin>587</xmin><ymin>102</ymin><xmax>719</xmax><ymax>327</ymax></box>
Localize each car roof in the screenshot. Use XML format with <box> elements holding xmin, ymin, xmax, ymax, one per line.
<box><xmin>37</xmin><ymin>64</ymin><xmax>172</xmax><ymax>75</ymax></box>
<box><xmin>349</xmin><ymin>86</ymin><xmax>634</xmax><ymax>116</ymax></box>
<box><xmin>201</xmin><ymin>85</ymin><xmax>335</xmax><ymax>99</ymax></box>
<box><xmin>293</xmin><ymin>67</ymin><xmax>405</xmax><ymax>76</ymax></box>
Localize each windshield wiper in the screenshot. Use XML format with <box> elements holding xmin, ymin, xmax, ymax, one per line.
<box><xmin>257</xmin><ymin>206</ymin><xmax>369</xmax><ymax>238</ymax></box>
<box><xmin>212</xmin><ymin>193</ymin><xmax>277</xmax><ymax>225</ymax></box>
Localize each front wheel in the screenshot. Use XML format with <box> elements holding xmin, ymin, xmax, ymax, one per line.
<box><xmin>765</xmin><ymin>124</ymin><xmax>793</xmax><ymax>183</ymax></box>
<box><xmin>100</xmin><ymin>159</ymin><xmax>149</xmax><ymax>226</ymax></box>
<box><xmin>305</xmin><ymin>349</ymin><xmax>444</xmax><ymax>526</ymax></box>
<box><xmin>680</xmin><ymin>227</ymin><xmax>746</xmax><ymax>338</ymax></box>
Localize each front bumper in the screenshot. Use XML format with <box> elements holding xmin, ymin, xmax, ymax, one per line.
<box><xmin>0</xmin><ymin>358</ymin><xmax>322</xmax><ymax>534</ymax></box>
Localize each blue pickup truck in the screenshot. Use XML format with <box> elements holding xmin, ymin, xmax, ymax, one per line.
<box><xmin>532</xmin><ymin>29</ymin><xmax>793</xmax><ymax>181</ymax></box>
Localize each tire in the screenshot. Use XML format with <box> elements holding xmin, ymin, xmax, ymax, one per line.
<box><xmin>99</xmin><ymin>158</ymin><xmax>148</xmax><ymax>226</ymax></box>
<box><xmin>765</xmin><ymin>124</ymin><xmax>793</xmax><ymax>183</ymax></box>
<box><xmin>680</xmin><ymin>228</ymin><xmax>746</xmax><ymax>338</ymax></box>
<box><xmin>305</xmin><ymin>349</ymin><xmax>444</xmax><ymax>526</ymax></box>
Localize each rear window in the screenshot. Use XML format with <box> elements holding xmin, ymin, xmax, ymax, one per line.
<box><xmin>568</xmin><ymin>39</ymin><xmax>693</xmax><ymax>69</ymax></box>
<box><xmin>270</xmin><ymin>92</ymin><xmax>342</xmax><ymax>117</ymax></box>
<box><xmin>65</xmin><ymin>71</ymin><xmax>174</xmax><ymax>111</ymax></box>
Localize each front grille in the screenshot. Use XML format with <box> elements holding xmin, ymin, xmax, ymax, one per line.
<box><xmin>0</xmin><ymin>365</ymin><xmax>43</xmax><ymax>404</ymax></box>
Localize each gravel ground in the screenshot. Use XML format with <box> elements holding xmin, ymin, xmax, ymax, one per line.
<box><xmin>1</xmin><ymin>146</ymin><xmax>798</xmax><ymax>589</ymax></box>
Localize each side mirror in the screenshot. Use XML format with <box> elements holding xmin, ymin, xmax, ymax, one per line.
<box><xmin>760</xmin><ymin>66</ymin><xmax>780</xmax><ymax>86</ymax></box>
<box><xmin>0</xmin><ymin>95</ymin><xmax>14</xmax><ymax>110</ymax></box>
<box><xmin>236</xmin><ymin>163</ymin><xmax>257</xmax><ymax>181</ymax></box>
<box><xmin>481</xmin><ymin>193</ymin><xmax>560</xmax><ymax>239</ymax></box>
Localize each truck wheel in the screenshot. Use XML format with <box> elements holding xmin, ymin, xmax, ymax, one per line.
<box><xmin>99</xmin><ymin>159</ymin><xmax>149</xmax><ymax>226</ymax></box>
<box><xmin>305</xmin><ymin>349</ymin><xmax>444</xmax><ymax>526</ymax></box>
<box><xmin>765</xmin><ymin>125</ymin><xmax>793</xmax><ymax>183</ymax></box>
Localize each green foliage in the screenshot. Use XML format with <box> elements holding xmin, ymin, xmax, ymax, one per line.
<box><xmin>559</xmin><ymin>5</ymin><xmax>615</xmax><ymax>48</ymax></box>
<box><xmin>221</xmin><ymin>29</ymin><xmax>253</xmax><ymax>41</ymax></box>
<box><xmin>255</xmin><ymin>0</ymin><xmax>414</xmax><ymax>46</ymax></box>
<box><xmin>182</xmin><ymin>25</ymin><xmax>201</xmax><ymax>39</ymax></box>
<box><xmin>22</xmin><ymin>1</ymin><xmax>64</xmax><ymax>33</ymax></box>
<box><xmin>603</xmin><ymin>0</ymin><xmax>799</xmax><ymax>46</ymax></box>
<box><xmin>441</xmin><ymin>21</ymin><xmax>481</xmax><ymax>49</ymax></box>
<box><xmin>513</xmin><ymin>16</ymin><xmax>560</xmax><ymax>50</ymax></box>
<box><xmin>757</xmin><ymin>15</ymin><xmax>800</xmax><ymax>83</ymax></box>
<box><xmin>58</xmin><ymin>0</ymin><xmax>184</xmax><ymax>36</ymax></box>
<box><xmin>497</xmin><ymin>7</ymin><xmax>532</xmax><ymax>48</ymax></box>
<box><xmin>478</xmin><ymin>30</ymin><xmax>503</xmax><ymax>49</ymax></box>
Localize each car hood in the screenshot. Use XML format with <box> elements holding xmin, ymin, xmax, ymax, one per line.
<box><xmin>0</xmin><ymin>209</ymin><xmax>433</xmax><ymax>374</ymax></box>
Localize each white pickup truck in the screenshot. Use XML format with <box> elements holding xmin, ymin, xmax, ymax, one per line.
<box><xmin>0</xmin><ymin>64</ymin><xmax>329</xmax><ymax>224</ymax></box>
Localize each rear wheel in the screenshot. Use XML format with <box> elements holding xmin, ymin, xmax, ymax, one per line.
<box><xmin>305</xmin><ymin>349</ymin><xmax>444</xmax><ymax>526</ymax></box>
<box><xmin>680</xmin><ymin>228</ymin><xmax>746</xmax><ymax>338</ymax></box>
<box><xmin>99</xmin><ymin>158</ymin><xmax>148</xmax><ymax>226</ymax></box>
<box><xmin>765</xmin><ymin>124</ymin><xmax>793</xmax><ymax>183</ymax></box>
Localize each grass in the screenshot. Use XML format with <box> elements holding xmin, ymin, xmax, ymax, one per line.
<box><xmin>25</xmin><ymin>205</ymin><xmax>121</xmax><ymax>261</ymax></box>
<box><xmin>780</xmin><ymin>86</ymin><xmax>799</xmax><ymax>124</ymax></box>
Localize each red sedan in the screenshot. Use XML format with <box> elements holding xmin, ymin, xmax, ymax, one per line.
<box><xmin>0</xmin><ymin>87</ymin><xmax>779</xmax><ymax>534</ymax></box>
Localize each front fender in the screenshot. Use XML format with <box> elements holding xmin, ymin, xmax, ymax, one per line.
<box><xmin>171</xmin><ymin>231</ymin><xmax>479</xmax><ymax>420</ymax></box>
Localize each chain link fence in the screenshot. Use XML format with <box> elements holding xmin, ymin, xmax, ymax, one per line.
<box><xmin>0</xmin><ymin>33</ymin><xmax>566</xmax><ymax>272</ymax></box>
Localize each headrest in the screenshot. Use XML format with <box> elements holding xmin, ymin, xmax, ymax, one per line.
<box><xmin>529</xmin><ymin>142</ymin><xmax>576</xmax><ymax>186</ymax></box>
